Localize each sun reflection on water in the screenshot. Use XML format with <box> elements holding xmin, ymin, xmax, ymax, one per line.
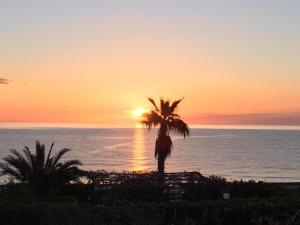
<box><xmin>133</xmin><ymin>128</ymin><xmax>146</xmax><ymax>171</ymax></box>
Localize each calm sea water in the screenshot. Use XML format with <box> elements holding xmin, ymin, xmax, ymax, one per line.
<box><xmin>0</xmin><ymin>128</ymin><xmax>299</xmax><ymax>182</ymax></box>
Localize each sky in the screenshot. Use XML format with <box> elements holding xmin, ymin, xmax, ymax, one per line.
<box><xmin>1</xmin><ymin>0</ymin><xmax>300</xmax><ymax>127</ymax></box>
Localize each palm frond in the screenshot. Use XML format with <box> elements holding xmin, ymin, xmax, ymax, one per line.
<box><xmin>23</xmin><ymin>146</ymin><xmax>35</xmax><ymax>170</ymax></box>
<box><xmin>3</xmin><ymin>151</ymin><xmax>31</xmax><ymax>172</ymax></box>
<box><xmin>160</xmin><ymin>98</ymin><xmax>171</xmax><ymax>117</ymax></box>
<box><xmin>168</xmin><ymin>118</ymin><xmax>190</xmax><ymax>138</ymax></box>
<box><xmin>0</xmin><ymin>163</ymin><xmax>23</xmax><ymax>180</ymax></box>
<box><xmin>56</xmin><ymin>159</ymin><xmax>82</xmax><ymax>170</ymax></box>
<box><xmin>46</xmin><ymin>142</ymin><xmax>54</xmax><ymax>163</ymax></box>
<box><xmin>170</xmin><ymin>98</ymin><xmax>184</xmax><ymax>113</ymax></box>
<box><xmin>9</xmin><ymin>149</ymin><xmax>24</xmax><ymax>161</ymax></box>
<box><xmin>147</xmin><ymin>97</ymin><xmax>159</xmax><ymax>111</ymax></box>
<box><xmin>1</xmin><ymin>153</ymin><xmax>30</xmax><ymax>180</ymax></box>
<box><xmin>35</xmin><ymin>141</ymin><xmax>45</xmax><ymax>170</ymax></box>
<box><xmin>51</xmin><ymin>148</ymin><xmax>71</xmax><ymax>168</ymax></box>
<box><xmin>45</xmin><ymin>142</ymin><xmax>55</xmax><ymax>170</ymax></box>
<box><xmin>141</xmin><ymin>110</ymin><xmax>162</xmax><ymax>128</ymax></box>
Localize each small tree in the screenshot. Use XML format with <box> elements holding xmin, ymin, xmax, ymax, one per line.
<box><xmin>0</xmin><ymin>140</ymin><xmax>82</xmax><ymax>196</ymax></box>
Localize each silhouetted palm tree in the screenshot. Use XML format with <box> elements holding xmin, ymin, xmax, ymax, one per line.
<box><xmin>0</xmin><ymin>141</ymin><xmax>82</xmax><ymax>196</ymax></box>
<box><xmin>142</xmin><ymin>98</ymin><xmax>190</xmax><ymax>183</ymax></box>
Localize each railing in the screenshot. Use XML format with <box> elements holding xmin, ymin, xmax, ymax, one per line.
<box><xmin>80</xmin><ymin>170</ymin><xmax>208</xmax><ymax>185</ymax></box>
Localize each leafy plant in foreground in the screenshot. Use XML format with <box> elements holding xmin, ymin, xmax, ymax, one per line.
<box><xmin>0</xmin><ymin>140</ymin><xmax>82</xmax><ymax>196</ymax></box>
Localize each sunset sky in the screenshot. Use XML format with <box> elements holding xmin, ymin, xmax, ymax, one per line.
<box><xmin>1</xmin><ymin>1</ymin><xmax>300</xmax><ymax>127</ymax></box>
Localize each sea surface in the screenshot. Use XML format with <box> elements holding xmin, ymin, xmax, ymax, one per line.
<box><xmin>0</xmin><ymin>128</ymin><xmax>299</xmax><ymax>182</ymax></box>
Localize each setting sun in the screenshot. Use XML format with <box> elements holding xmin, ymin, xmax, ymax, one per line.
<box><xmin>132</xmin><ymin>108</ymin><xmax>148</xmax><ymax>118</ymax></box>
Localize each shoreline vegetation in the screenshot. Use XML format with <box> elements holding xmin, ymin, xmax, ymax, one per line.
<box><xmin>0</xmin><ymin>170</ymin><xmax>299</xmax><ymax>225</ymax></box>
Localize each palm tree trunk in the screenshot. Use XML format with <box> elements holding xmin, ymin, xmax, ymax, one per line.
<box><xmin>157</xmin><ymin>154</ymin><xmax>165</xmax><ymax>184</ymax></box>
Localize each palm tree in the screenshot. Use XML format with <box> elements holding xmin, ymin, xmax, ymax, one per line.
<box><xmin>0</xmin><ymin>141</ymin><xmax>82</xmax><ymax>196</ymax></box>
<box><xmin>142</xmin><ymin>98</ymin><xmax>190</xmax><ymax>183</ymax></box>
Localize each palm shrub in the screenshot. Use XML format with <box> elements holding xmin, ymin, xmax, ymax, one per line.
<box><xmin>142</xmin><ymin>98</ymin><xmax>190</xmax><ymax>183</ymax></box>
<box><xmin>0</xmin><ymin>140</ymin><xmax>82</xmax><ymax>196</ymax></box>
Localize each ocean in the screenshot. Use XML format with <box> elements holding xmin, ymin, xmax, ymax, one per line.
<box><xmin>0</xmin><ymin>127</ymin><xmax>299</xmax><ymax>182</ymax></box>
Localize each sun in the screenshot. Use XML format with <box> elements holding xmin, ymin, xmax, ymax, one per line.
<box><xmin>130</xmin><ymin>108</ymin><xmax>149</xmax><ymax>128</ymax></box>
<box><xmin>132</xmin><ymin>108</ymin><xmax>147</xmax><ymax>118</ymax></box>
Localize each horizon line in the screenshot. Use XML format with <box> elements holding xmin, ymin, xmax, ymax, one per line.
<box><xmin>1</xmin><ymin>122</ymin><xmax>300</xmax><ymax>131</ymax></box>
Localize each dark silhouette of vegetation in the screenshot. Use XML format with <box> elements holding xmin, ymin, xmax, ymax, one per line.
<box><xmin>0</xmin><ymin>141</ymin><xmax>82</xmax><ymax>196</ymax></box>
<box><xmin>142</xmin><ymin>97</ymin><xmax>190</xmax><ymax>182</ymax></box>
<box><xmin>0</xmin><ymin>199</ymin><xmax>299</xmax><ymax>225</ymax></box>
<box><xmin>0</xmin><ymin>169</ymin><xmax>299</xmax><ymax>225</ymax></box>
<box><xmin>81</xmin><ymin>170</ymin><xmax>206</xmax><ymax>185</ymax></box>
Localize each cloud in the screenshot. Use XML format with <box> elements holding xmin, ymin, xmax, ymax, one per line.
<box><xmin>0</xmin><ymin>78</ymin><xmax>11</xmax><ymax>85</ymax></box>
<box><xmin>187</xmin><ymin>112</ymin><xmax>300</xmax><ymax>126</ymax></box>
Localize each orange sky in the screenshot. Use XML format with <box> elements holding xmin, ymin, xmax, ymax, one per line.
<box><xmin>1</xmin><ymin>1</ymin><xmax>300</xmax><ymax>127</ymax></box>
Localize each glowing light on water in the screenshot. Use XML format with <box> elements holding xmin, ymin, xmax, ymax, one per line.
<box><xmin>133</xmin><ymin>128</ymin><xmax>147</xmax><ymax>171</ymax></box>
